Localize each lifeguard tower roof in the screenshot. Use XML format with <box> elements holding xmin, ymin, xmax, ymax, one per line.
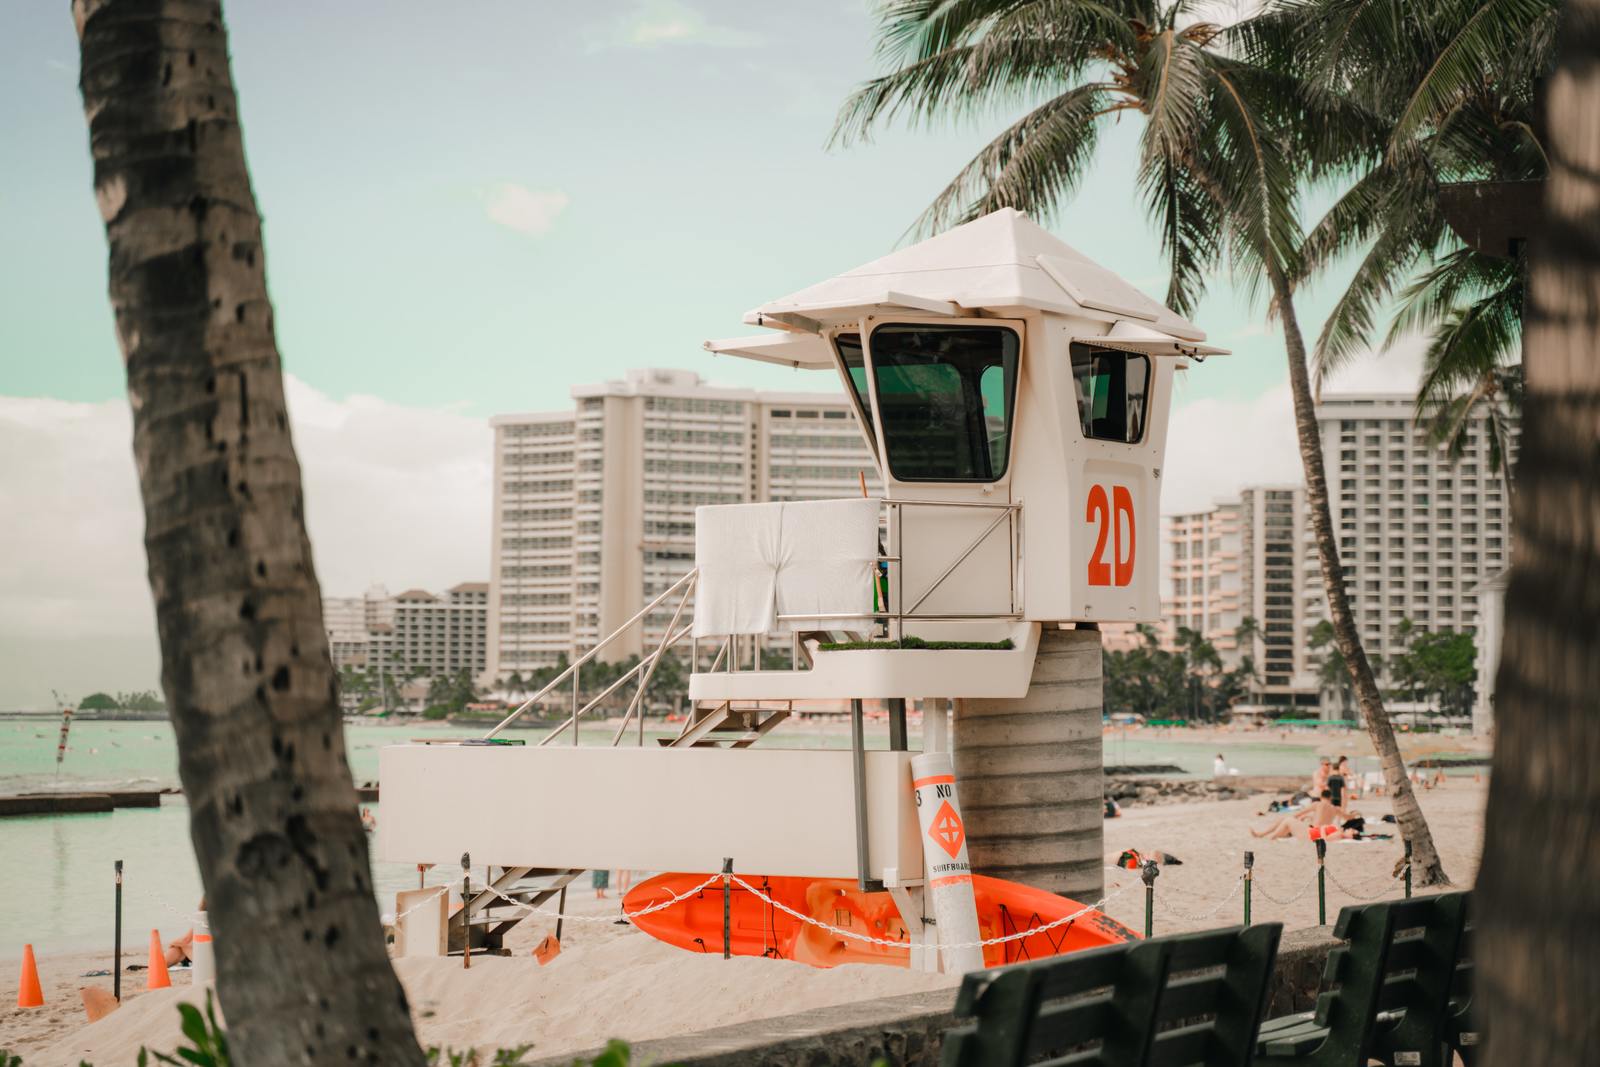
<box><xmin>747</xmin><ymin>207</ymin><xmax>1204</xmax><ymax>341</ymax></box>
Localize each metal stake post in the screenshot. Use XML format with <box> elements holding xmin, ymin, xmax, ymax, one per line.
<box><xmin>850</xmin><ymin>699</ymin><xmax>882</xmax><ymax>891</ymax></box>
<box><xmin>1404</xmin><ymin>841</ymin><xmax>1413</xmax><ymax>898</ymax></box>
<box><xmin>555</xmin><ymin>886</ymin><xmax>567</xmax><ymax>944</ymax></box>
<box><xmin>1242</xmin><ymin>852</ymin><xmax>1253</xmax><ymax>928</ymax></box>
<box><xmin>721</xmin><ymin>858</ymin><xmax>733</xmax><ymax>960</ymax></box>
<box><xmin>113</xmin><ymin>859</ymin><xmax>123</xmax><ymax>1001</ymax></box>
<box><xmin>887</xmin><ymin>698</ymin><xmax>908</xmax><ymax>751</ymax></box>
<box><xmin>1142</xmin><ymin>861</ymin><xmax>1159</xmax><ymax>938</ymax></box>
<box><xmin>461</xmin><ymin>852</ymin><xmax>472</xmax><ymax>969</ymax></box>
<box><xmin>1315</xmin><ymin>839</ymin><xmax>1328</xmax><ymax>926</ymax></box>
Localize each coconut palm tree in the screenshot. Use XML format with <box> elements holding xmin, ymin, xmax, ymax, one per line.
<box><xmin>834</xmin><ymin>0</ymin><xmax>1450</xmax><ymax>882</ymax></box>
<box><xmin>1476</xmin><ymin>1</ymin><xmax>1600</xmax><ymax>1058</ymax></box>
<box><xmin>74</xmin><ymin>1</ymin><xmax>425</xmax><ymax>1062</ymax></box>
<box><xmin>1267</xmin><ymin>0</ymin><xmax>1555</xmax><ymax>486</ymax></box>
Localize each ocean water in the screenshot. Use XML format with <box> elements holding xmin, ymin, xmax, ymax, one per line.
<box><xmin>0</xmin><ymin>717</ymin><xmax>879</xmax><ymax>956</ymax></box>
<box><xmin>0</xmin><ymin>717</ymin><xmax>1457</xmax><ymax>956</ymax></box>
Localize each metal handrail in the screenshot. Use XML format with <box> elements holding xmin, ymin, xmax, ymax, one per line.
<box><xmin>485</xmin><ymin>568</ymin><xmax>698</xmax><ymax>737</ymax></box>
<box><xmin>611</xmin><ymin>574</ymin><xmax>697</xmax><ymax>746</ymax></box>
<box><xmin>904</xmin><ymin>504</ymin><xmax>1016</xmax><ymax>615</ymax></box>
<box><xmin>535</xmin><ymin>622</ymin><xmax>695</xmax><ymax>746</ymax></box>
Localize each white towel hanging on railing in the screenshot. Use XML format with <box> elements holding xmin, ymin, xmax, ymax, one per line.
<box><xmin>692</xmin><ymin>501</ymin><xmax>783</xmax><ymax>637</ymax></box>
<box><xmin>693</xmin><ymin>498</ymin><xmax>879</xmax><ymax>637</ymax></box>
<box><xmin>775</xmin><ymin>497</ymin><xmax>879</xmax><ymax>632</ymax></box>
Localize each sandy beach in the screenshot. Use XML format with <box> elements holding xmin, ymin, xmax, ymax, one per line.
<box><xmin>2</xmin><ymin>777</ymin><xmax>1485</xmax><ymax>1065</ymax></box>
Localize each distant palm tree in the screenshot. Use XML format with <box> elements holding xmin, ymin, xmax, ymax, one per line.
<box><xmin>834</xmin><ymin>0</ymin><xmax>1449</xmax><ymax>882</ymax></box>
<box><xmin>1268</xmin><ymin>0</ymin><xmax>1554</xmax><ymax>486</ymax></box>
<box><xmin>73</xmin><ymin>0</ymin><xmax>424</xmax><ymax>1061</ymax></box>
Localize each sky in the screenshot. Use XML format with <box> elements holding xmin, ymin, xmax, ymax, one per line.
<box><xmin>0</xmin><ymin>1</ymin><xmax>1422</xmax><ymax>707</ymax></box>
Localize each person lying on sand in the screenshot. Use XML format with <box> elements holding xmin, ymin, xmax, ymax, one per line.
<box><xmin>1251</xmin><ymin>789</ymin><xmax>1353</xmax><ymax>841</ymax></box>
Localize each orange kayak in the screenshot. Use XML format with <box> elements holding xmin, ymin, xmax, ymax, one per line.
<box><xmin>622</xmin><ymin>871</ymin><xmax>1137</xmax><ymax>969</ymax></box>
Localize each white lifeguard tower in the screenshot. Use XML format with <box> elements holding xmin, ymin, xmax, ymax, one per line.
<box><xmin>378</xmin><ymin>209</ymin><xmax>1225</xmax><ymax>957</ymax></box>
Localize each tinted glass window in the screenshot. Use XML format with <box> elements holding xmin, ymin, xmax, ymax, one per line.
<box><xmin>1071</xmin><ymin>346</ymin><xmax>1150</xmax><ymax>444</ymax></box>
<box><xmin>832</xmin><ymin>332</ymin><xmax>876</xmax><ymax>446</ymax></box>
<box><xmin>869</xmin><ymin>324</ymin><xmax>1019</xmax><ymax>482</ymax></box>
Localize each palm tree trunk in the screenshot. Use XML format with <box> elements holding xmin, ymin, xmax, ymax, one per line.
<box><xmin>74</xmin><ymin>2</ymin><xmax>426</xmax><ymax>1062</ymax></box>
<box><xmin>1478</xmin><ymin>3</ymin><xmax>1600</xmax><ymax>1057</ymax></box>
<box><xmin>1267</xmin><ymin>263</ymin><xmax>1451</xmax><ymax>885</ymax></box>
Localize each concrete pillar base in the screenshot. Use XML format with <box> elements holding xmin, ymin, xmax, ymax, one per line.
<box><xmin>953</xmin><ymin>626</ymin><xmax>1103</xmax><ymax>903</ymax></box>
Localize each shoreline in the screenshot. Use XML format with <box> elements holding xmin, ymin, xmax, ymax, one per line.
<box><xmin>2</xmin><ymin>780</ymin><xmax>1486</xmax><ymax>1065</ymax></box>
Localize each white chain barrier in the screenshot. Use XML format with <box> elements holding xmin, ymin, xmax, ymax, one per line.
<box><xmin>728</xmin><ymin>875</ymin><xmax>1131</xmax><ymax>955</ymax></box>
<box><xmin>1324</xmin><ymin>863</ymin><xmax>1411</xmax><ymax>902</ymax></box>
<box><xmin>1249</xmin><ymin>868</ymin><xmax>1323</xmax><ymax>907</ymax></box>
<box><xmin>1156</xmin><ymin>875</ymin><xmax>1245</xmax><ymax>923</ymax></box>
<box><xmin>462</xmin><ymin>873</ymin><xmax>723</xmax><ymax>926</ymax></box>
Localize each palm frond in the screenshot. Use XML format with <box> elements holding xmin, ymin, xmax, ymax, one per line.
<box><xmin>1137</xmin><ymin>31</ymin><xmax>1209</xmax><ymax>164</ymax></box>
<box><xmin>913</xmin><ymin>83</ymin><xmax>1109</xmax><ymax>235</ymax></box>
<box><xmin>1389</xmin><ymin>0</ymin><xmax>1560</xmax><ymax>152</ymax></box>
<box><xmin>1139</xmin><ymin>155</ymin><xmax>1222</xmax><ymax>316</ymax></box>
<box><xmin>1414</xmin><ymin>281</ymin><xmax>1523</xmax><ymax>409</ymax></box>
<box><xmin>1384</xmin><ymin>248</ymin><xmax>1517</xmax><ymax>346</ymax></box>
<box><xmin>1200</xmin><ymin>58</ymin><xmax>1302</xmax><ymax>281</ymax></box>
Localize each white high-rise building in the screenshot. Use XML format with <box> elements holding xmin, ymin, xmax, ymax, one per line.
<box><xmin>1166</xmin><ymin>502</ymin><xmax>1245</xmax><ymax>657</ymax></box>
<box><xmin>1152</xmin><ymin>489</ymin><xmax>1320</xmax><ymax>710</ymax></box>
<box><xmin>1307</xmin><ymin>394</ymin><xmax>1515</xmax><ymax>672</ymax></box>
<box><xmin>487</xmin><ymin>368</ymin><xmax>879</xmax><ymax>682</ymax></box>
<box><xmin>1239</xmin><ymin>485</ymin><xmax>1319</xmax><ymax>708</ymax></box>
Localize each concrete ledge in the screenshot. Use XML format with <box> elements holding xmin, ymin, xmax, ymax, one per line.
<box><xmin>537</xmin><ymin>927</ymin><xmax>1341</xmax><ymax>1066</ymax></box>
<box><xmin>528</xmin><ymin>988</ymin><xmax>958</xmax><ymax>1067</ymax></box>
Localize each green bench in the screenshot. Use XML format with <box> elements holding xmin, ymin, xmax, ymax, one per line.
<box><xmin>941</xmin><ymin>923</ymin><xmax>1283</xmax><ymax>1067</ymax></box>
<box><xmin>1255</xmin><ymin>892</ymin><xmax>1469</xmax><ymax>1067</ymax></box>
<box><xmin>1442</xmin><ymin>900</ymin><xmax>1480</xmax><ymax>1065</ymax></box>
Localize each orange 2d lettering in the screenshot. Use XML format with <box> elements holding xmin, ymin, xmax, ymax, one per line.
<box><xmin>1086</xmin><ymin>483</ymin><xmax>1136</xmax><ymax>587</ymax></box>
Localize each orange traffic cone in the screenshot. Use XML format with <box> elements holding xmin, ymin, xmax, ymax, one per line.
<box><xmin>17</xmin><ymin>943</ymin><xmax>44</xmax><ymax>1007</ymax></box>
<box><xmin>146</xmin><ymin>930</ymin><xmax>171</xmax><ymax>990</ymax></box>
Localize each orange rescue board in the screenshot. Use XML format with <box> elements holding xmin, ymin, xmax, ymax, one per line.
<box><xmin>622</xmin><ymin>872</ymin><xmax>1137</xmax><ymax>969</ymax></box>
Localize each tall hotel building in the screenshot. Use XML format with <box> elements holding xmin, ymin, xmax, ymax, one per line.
<box><xmin>1309</xmin><ymin>393</ymin><xmax>1514</xmax><ymax>667</ymax></box>
<box><xmin>1165</xmin><ymin>502</ymin><xmax>1245</xmax><ymax>657</ymax></box>
<box><xmin>1162</xmin><ymin>488</ymin><xmax>1319</xmax><ymax>707</ymax></box>
<box><xmin>1143</xmin><ymin>392</ymin><xmax>1515</xmax><ymax>714</ymax></box>
<box><xmin>487</xmin><ymin>368</ymin><xmax>879</xmax><ymax>682</ymax></box>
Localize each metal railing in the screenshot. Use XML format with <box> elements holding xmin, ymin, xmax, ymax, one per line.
<box><xmin>484</xmin><ymin>569</ymin><xmax>698</xmax><ymax>740</ymax></box>
<box><xmin>482</xmin><ymin>497</ymin><xmax>1025</xmax><ymax>737</ymax></box>
<box><xmin>773</xmin><ymin>498</ymin><xmax>1023</xmax><ymax>644</ymax></box>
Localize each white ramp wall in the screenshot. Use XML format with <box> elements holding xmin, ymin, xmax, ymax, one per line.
<box><xmin>378</xmin><ymin>744</ymin><xmax>922</xmax><ymax>881</ymax></box>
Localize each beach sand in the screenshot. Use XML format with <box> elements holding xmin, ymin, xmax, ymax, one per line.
<box><xmin>1</xmin><ymin>780</ymin><xmax>1486</xmax><ymax>1065</ymax></box>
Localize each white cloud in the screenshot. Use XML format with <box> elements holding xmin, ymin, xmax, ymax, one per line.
<box><xmin>0</xmin><ymin>378</ymin><xmax>490</xmax><ymax>708</ymax></box>
<box><xmin>1318</xmin><ymin>332</ymin><xmax>1428</xmax><ymax>395</ymax></box>
<box><xmin>484</xmin><ymin>183</ymin><xmax>570</xmax><ymax>238</ymax></box>
<box><xmin>1158</xmin><ymin>338</ymin><xmax>1428</xmax><ymax>519</ymax></box>
<box><xmin>591</xmin><ymin>1</ymin><xmax>762</xmax><ymax>50</ymax></box>
<box><xmin>1160</xmin><ymin>382</ymin><xmax>1303</xmax><ymax>516</ymax></box>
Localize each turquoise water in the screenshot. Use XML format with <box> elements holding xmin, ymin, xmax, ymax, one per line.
<box><xmin>0</xmin><ymin>717</ymin><xmax>879</xmax><ymax>956</ymax></box>
<box><xmin>0</xmin><ymin>717</ymin><xmax>1459</xmax><ymax>956</ymax></box>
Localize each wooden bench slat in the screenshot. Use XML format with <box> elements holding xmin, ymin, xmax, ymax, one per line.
<box><xmin>1151</xmin><ymin>972</ymin><xmax>1221</xmax><ymax>1022</ymax></box>
<box><xmin>1025</xmin><ymin>996</ymin><xmax>1114</xmax><ymax>1054</ymax></box>
<box><xmin>1145</xmin><ymin>1022</ymin><xmax>1212</xmax><ymax>1067</ymax></box>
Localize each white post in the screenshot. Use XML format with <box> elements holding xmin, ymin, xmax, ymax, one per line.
<box><xmin>911</xmin><ymin>751</ymin><xmax>984</xmax><ymax>974</ymax></box>
<box><xmin>190</xmin><ymin>910</ymin><xmax>214</xmax><ymax>984</ymax></box>
<box><xmin>923</xmin><ymin>698</ymin><xmax>950</xmax><ymax>753</ymax></box>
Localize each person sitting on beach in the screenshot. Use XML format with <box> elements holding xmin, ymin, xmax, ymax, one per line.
<box><xmin>1337</xmin><ymin>755</ymin><xmax>1358</xmax><ymax>799</ymax></box>
<box><xmin>1251</xmin><ymin>789</ymin><xmax>1353</xmax><ymax>841</ymax></box>
<box><xmin>165</xmin><ymin>896</ymin><xmax>207</xmax><ymax>966</ymax></box>
<box><xmin>1213</xmin><ymin>753</ymin><xmax>1226</xmax><ymax>777</ymax></box>
<box><xmin>1311</xmin><ymin>756</ymin><xmax>1331</xmax><ymax>795</ymax></box>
